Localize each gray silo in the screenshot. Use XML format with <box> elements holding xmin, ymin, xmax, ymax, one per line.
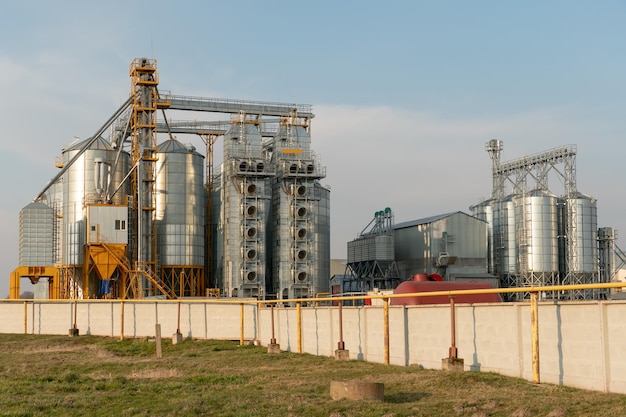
<box><xmin>220</xmin><ymin>122</ymin><xmax>271</xmax><ymax>298</ymax></box>
<box><xmin>155</xmin><ymin>139</ymin><xmax>206</xmax><ymax>297</ymax></box>
<box><xmin>61</xmin><ymin>137</ymin><xmax>129</xmax><ymax>298</ymax></box>
<box><xmin>560</xmin><ymin>192</ymin><xmax>599</xmax><ymax>297</ymax></box>
<box><xmin>19</xmin><ymin>202</ymin><xmax>54</xmax><ymax>267</ymax></box>
<box><xmin>270</xmin><ymin>123</ymin><xmax>326</xmax><ymax>300</ymax></box>
<box><xmin>515</xmin><ymin>189</ymin><xmax>558</xmax><ymax>290</ymax></box>
<box><xmin>493</xmin><ymin>194</ymin><xmax>518</xmax><ymax>280</ymax></box>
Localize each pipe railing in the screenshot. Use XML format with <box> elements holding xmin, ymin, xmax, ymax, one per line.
<box><xmin>8</xmin><ymin>281</ymin><xmax>626</xmax><ymax>386</ymax></box>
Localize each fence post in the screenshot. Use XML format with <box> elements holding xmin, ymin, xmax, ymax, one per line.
<box><xmin>297</xmin><ymin>301</ymin><xmax>302</xmax><ymax>353</ymax></box>
<box><xmin>449</xmin><ymin>296</ymin><xmax>458</xmax><ymax>358</ymax></box>
<box><xmin>120</xmin><ymin>301</ymin><xmax>125</xmax><ymax>341</ymax></box>
<box><xmin>23</xmin><ymin>301</ymin><xmax>28</xmax><ymax>335</ymax></box>
<box><xmin>383</xmin><ymin>297</ymin><xmax>390</xmax><ymax>365</ymax></box>
<box><xmin>240</xmin><ymin>303</ymin><xmax>244</xmax><ymax>346</ymax></box>
<box><xmin>531</xmin><ymin>291</ymin><xmax>540</xmax><ymax>383</ymax></box>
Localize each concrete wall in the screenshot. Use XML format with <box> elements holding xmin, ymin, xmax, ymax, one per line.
<box><xmin>1</xmin><ymin>299</ymin><xmax>624</xmax><ymax>394</ymax></box>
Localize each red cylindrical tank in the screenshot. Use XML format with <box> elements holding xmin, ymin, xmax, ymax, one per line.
<box><xmin>391</xmin><ymin>281</ymin><xmax>501</xmax><ymax>305</ymax></box>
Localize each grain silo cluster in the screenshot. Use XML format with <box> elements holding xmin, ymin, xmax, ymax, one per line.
<box><xmin>470</xmin><ymin>140</ymin><xmax>606</xmax><ymax>300</ymax></box>
<box><xmin>10</xmin><ymin>58</ymin><xmax>329</xmax><ymax>301</ymax></box>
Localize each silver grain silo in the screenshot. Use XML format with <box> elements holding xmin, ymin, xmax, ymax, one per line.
<box><xmin>19</xmin><ymin>202</ymin><xmax>54</xmax><ymax>267</ymax></box>
<box><xmin>155</xmin><ymin>139</ymin><xmax>206</xmax><ymax>297</ymax></box>
<box><xmin>493</xmin><ymin>194</ymin><xmax>518</xmax><ymax>278</ymax></box>
<box><xmin>470</xmin><ymin>199</ymin><xmax>495</xmax><ymax>275</ymax></box>
<box><xmin>515</xmin><ymin>189</ymin><xmax>558</xmax><ymax>288</ymax></box>
<box><xmin>220</xmin><ymin>122</ymin><xmax>271</xmax><ymax>298</ymax></box>
<box><xmin>560</xmin><ymin>192</ymin><xmax>599</xmax><ymax>297</ymax></box>
<box><xmin>61</xmin><ymin>137</ymin><xmax>130</xmax><ymax>298</ymax></box>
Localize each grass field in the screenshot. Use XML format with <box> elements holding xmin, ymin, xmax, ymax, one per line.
<box><xmin>0</xmin><ymin>334</ymin><xmax>624</xmax><ymax>417</ymax></box>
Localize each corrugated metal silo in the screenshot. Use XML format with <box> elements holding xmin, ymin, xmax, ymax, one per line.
<box><xmin>19</xmin><ymin>202</ymin><xmax>54</xmax><ymax>267</ymax></box>
<box><xmin>61</xmin><ymin>137</ymin><xmax>129</xmax><ymax>297</ymax></box>
<box><xmin>560</xmin><ymin>192</ymin><xmax>599</xmax><ymax>297</ymax></box>
<box><xmin>565</xmin><ymin>192</ymin><xmax>598</xmax><ymax>274</ymax></box>
<box><xmin>155</xmin><ymin>138</ymin><xmax>206</xmax><ymax>297</ymax></box>
<box><xmin>493</xmin><ymin>194</ymin><xmax>518</xmax><ymax>277</ymax></box>
<box><xmin>515</xmin><ymin>189</ymin><xmax>558</xmax><ymax>286</ymax></box>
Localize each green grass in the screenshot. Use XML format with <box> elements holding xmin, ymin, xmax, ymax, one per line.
<box><xmin>0</xmin><ymin>334</ymin><xmax>624</xmax><ymax>416</ymax></box>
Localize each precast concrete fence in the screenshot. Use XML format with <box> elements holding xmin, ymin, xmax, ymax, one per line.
<box><xmin>2</xmin><ymin>283</ymin><xmax>626</xmax><ymax>394</ymax></box>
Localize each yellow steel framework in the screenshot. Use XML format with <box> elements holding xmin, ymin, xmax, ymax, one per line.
<box><xmin>9</xmin><ymin>266</ymin><xmax>61</xmax><ymax>299</ymax></box>
<box><xmin>128</xmin><ymin>58</ymin><xmax>172</xmax><ymax>298</ymax></box>
<box><xmin>160</xmin><ymin>266</ymin><xmax>204</xmax><ymax>297</ymax></box>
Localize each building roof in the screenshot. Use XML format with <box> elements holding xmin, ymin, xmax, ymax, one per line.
<box><xmin>394</xmin><ymin>211</ymin><xmax>485</xmax><ymax>230</ymax></box>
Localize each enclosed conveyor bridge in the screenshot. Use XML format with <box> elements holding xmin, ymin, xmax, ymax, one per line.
<box><xmin>167</xmin><ymin>94</ymin><xmax>313</xmax><ymax>118</ymax></box>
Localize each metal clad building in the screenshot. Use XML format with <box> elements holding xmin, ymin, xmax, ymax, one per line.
<box><xmin>394</xmin><ymin>211</ymin><xmax>490</xmax><ymax>282</ymax></box>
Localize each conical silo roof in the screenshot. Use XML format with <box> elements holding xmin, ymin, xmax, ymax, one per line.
<box><xmin>157</xmin><ymin>138</ymin><xmax>203</xmax><ymax>157</ymax></box>
<box><xmin>63</xmin><ymin>136</ymin><xmax>114</xmax><ymax>152</ymax></box>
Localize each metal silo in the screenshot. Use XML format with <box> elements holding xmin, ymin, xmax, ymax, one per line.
<box><xmin>155</xmin><ymin>139</ymin><xmax>206</xmax><ymax>297</ymax></box>
<box><xmin>493</xmin><ymin>194</ymin><xmax>518</xmax><ymax>279</ymax></box>
<box><xmin>19</xmin><ymin>202</ymin><xmax>54</xmax><ymax>267</ymax></box>
<box><xmin>561</xmin><ymin>192</ymin><xmax>599</xmax><ymax>297</ymax></box>
<box><xmin>515</xmin><ymin>189</ymin><xmax>558</xmax><ymax>289</ymax></box>
<box><xmin>61</xmin><ymin>137</ymin><xmax>129</xmax><ymax>298</ymax></box>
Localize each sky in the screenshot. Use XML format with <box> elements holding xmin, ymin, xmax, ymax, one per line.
<box><xmin>1</xmin><ymin>1</ymin><xmax>624</xmax><ymax>297</ymax></box>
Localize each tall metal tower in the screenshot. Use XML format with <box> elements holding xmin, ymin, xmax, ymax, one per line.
<box><xmin>128</xmin><ymin>58</ymin><xmax>164</xmax><ymax>298</ymax></box>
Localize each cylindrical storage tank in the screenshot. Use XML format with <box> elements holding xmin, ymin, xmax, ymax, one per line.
<box><xmin>515</xmin><ymin>189</ymin><xmax>558</xmax><ymax>273</ymax></box>
<box><xmin>62</xmin><ymin>137</ymin><xmax>130</xmax><ymax>266</ymax></box>
<box><xmin>565</xmin><ymin>192</ymin><xmax>598</xmax><ymax>274</ymax></box>
<box><xmin>155</xmin><ymin>139</ymin><xmax>205</xmax><ymax>267</ymax></box>
<box><xmin>493</xmin><ymin>194</ymin><xmax>518</xmax><ymax>275</ymax></box>
<box><xmin>470</xmin><ymin>199</ymin><xmax>494</xmax><ymax>274</ymax></box>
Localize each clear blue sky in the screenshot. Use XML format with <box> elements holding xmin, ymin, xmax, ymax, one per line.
<box><xmin>1</xmin><ymin>1</ymin><xmax>624</xmax><ymax>296</ymax></box>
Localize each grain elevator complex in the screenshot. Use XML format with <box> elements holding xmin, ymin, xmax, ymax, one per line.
<box><xmin>9</xmin><ymin>59</ymin><xmax>622</xmax><ymax>302</ymax></box>
<box><xmin>10</xmin><ymin>58</ymin><xmax>329</xmax><ymax>301</ymax></box>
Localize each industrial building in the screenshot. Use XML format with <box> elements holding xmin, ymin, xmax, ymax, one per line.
<box><xmin>338</xmin><ymin>209</ymin><xmax>493</xmax><ymax>294</ymax></box>
<box><xmin>337</xmin><ymin>140</ymin><xmax>622</xmax><ymax>301</ymax></box>
<box><xmin>10</xmin><ymin>58</ymin><xmax>329</xmax><ymax>301</ymax></box>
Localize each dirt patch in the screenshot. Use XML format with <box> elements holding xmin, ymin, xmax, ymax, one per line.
<box><xmin>128</xmin><ymin>368</ymin><xmax>183</xmax><ymax>379</ymax></box>
<box><xmin>511</xmin><ymin>408</ymin><xmax>533</xmax><ymax>417</ymax></box>
<box><xmin>546</xmin><ymin>408</ymin><xmax>567</xmax><ymax>417</ymax></box>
